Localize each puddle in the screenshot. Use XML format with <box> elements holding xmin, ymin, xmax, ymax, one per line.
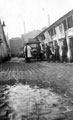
<box><xmin>0</xmin><ymin>83</ymin><xmax>73</xmax><ymax>120</ymax></box>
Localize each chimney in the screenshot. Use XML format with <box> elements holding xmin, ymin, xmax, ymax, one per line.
<box><xmin>48</xmin><ymin>14</ymin><xmax>50</xmax><ymax>27</ymax></box>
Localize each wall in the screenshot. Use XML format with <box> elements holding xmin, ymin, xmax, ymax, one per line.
<box><xmin>0</xmin><ymin>23</ymin><xmax>9</xmax><ymax>61</ymax></box>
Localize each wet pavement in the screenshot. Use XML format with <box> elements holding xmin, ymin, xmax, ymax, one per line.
<box><xmin>0</xmin><ymin>58</ymin><xmax>73</xmax><ymax>120</ymax></box>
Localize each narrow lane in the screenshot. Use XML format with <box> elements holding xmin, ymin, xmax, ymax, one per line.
<box><xmin>0</xmin><ymin>58</ymin><xmax>73</xmax><ymax>120</ymax></box>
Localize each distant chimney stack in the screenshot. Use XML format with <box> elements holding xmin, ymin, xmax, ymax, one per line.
<box><xmin>24</xmin><ymin>21</ymin><xmax>26</xmax><ymax>34</ymax></box>
<box><xmin>48</xmin><ymin>14</ymin><xmax>50</xmax><ymax>27</ymax></box>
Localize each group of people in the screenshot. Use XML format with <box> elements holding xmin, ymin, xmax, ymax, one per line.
<box><xmin>24</xmin><ymin>40</ymin><xmax>68</xmax><ymax>63</ymax></box>
<box><xmin>46</xmin><ymin>42</ymin><xmax>60</xmax><ymax>62</ymax></box>
<box><xmin>45</xmin><ymin>40</ymin><xmax>68</xmax><ymax>63</ymax></box>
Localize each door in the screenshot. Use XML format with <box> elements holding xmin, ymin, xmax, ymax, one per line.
<box><xmin>70</xmin><ymin>37</ymin><xmax>73</xmax><ymax>61</ymax></box>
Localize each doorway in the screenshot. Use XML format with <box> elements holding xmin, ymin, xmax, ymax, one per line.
<box><xmin>70</xmin><ymin>37</ymin><xmax>73</xmax><ymax>61</ymax></box>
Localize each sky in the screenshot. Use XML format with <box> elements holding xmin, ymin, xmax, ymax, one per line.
<box><xmin>0</xmin><ymin>0</ymin><xmax>73</xmax><ymax>39</ymax></box>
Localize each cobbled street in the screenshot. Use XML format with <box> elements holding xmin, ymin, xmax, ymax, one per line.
<box><xmin>1</xmin><ymin>58</ymin><xmax>73</xmax><ymax>120</ymax></box>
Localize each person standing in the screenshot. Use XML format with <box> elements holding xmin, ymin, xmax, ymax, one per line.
<box><xmin>37</xmin><ymin>43</ymin><xmax>41</xmax><ymax>61</ymax></box>
<box><xmin>46</xmin><ymin>43</ymin><xmax>52</xmax><ymax>62</ymax></box>
<box><xmin>50</xmin><ymin>44</ymin><xmax>55</xmax><ymax>62</ymax></box>
<box><xmin>40</xmin><ymin>43</ymin><xmax>44</xmax><ymax>61</ymax></box>
<box><xmin>61</xmin><ymin>40</ymin><xmax>68</xmax><ymax>62</ymax></box>
<box><xmin>54</xmin><ymin>42</ymin><xmax>60</xmax><ymax>62</ymax></box>
<box><xmin>24</xmin><ymin>43</ymin><xmax>32</xmax><ymax>62</ymax></box>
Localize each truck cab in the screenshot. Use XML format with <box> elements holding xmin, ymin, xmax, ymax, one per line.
<box><xmin>25</xmin><ymin>39</ymin><xmax>40</xmax><ymax>60</ymax></box>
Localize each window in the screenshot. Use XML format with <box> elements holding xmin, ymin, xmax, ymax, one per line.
<box><xmin>30</xmin><ymin>44</ymin><xmax>37</xmax><ymax>48</ymax></box>
<box><xmin>48</xmin><ymin>29</ymin><xmax>53</xmax><ymax>36</ymax></box>
<box><xmin>62</xmin><ymin>20</ymin><xmax>67</xmax><ymax>31</ymax></box>
<box><xmin>67</xmin><ymin>15</ymin><xmax>73</xmax><ymax>28</ymax></box>
<box><xmin>48</xmin><ymin>28</ymin><xmax>56</xmax><ymax>36</ymax></box>
<box><xmin>40</xmin><ymin>34</ymin><xmax>45</xmax><ymax>40</ymax></box>
<box><xmin>48</xmin><ymin>30</ymin><xmax>51</xmax><ymax>36</ymax></box>
<box><xmin>53</xmin><ymin>27</ymin><xmax>56</xmax><ymax>35</ymax></box>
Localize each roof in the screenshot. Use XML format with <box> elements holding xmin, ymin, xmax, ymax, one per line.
<box><xmin>34</xmin><ymin>9</ymin><xmax>73</xmax><ymax>39</ymax></box>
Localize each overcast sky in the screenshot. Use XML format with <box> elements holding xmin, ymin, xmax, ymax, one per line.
<box><xmin>0</xmin><ymin>0</ymin><xmax>73</xmax><ymax>39</ymax></box>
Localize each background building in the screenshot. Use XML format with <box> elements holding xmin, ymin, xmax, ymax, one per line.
<box><xmin>10</xmin><ymin>37</ymin><xmax>24</xmax><ymax>56</ymax></box>
<box><xmin>21</xmin><ymin>30</ymin><xmax>41</xmax><ymax>43</ymax></box>
<box><xmin>10</xmin><ymin>30</ymin><xmax>41</xmax><ymax>56</ymax></box>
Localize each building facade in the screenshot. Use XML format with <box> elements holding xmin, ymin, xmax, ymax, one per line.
<box><xmin>34</xmin><ymin>10</ymin><xmax>73</xmax><ymax>62</ymax></box>
<box><xmin>0</xmin><ymin>20</ymin><xmax>9</xmax><ymax>62</ymax></box>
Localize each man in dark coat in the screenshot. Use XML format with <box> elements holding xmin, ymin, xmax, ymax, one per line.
<box><xmin>54</xmin><ymin>44</ymin><xmax>60</xmax><ymax>62</ymax></box>
<box><xmin>46</xmin><ymin>43</ymin><xmax>52</xmax><ymax>62</ymax></box>
<box><xmin>62</xmin><ymin>40</ymin><xmax>68</xmax><ymax>62</ymax></box>
<box><xmin>37</xmin><ymin>43</ymin><xmax>41</xmax><ymax>61</ymax></box>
